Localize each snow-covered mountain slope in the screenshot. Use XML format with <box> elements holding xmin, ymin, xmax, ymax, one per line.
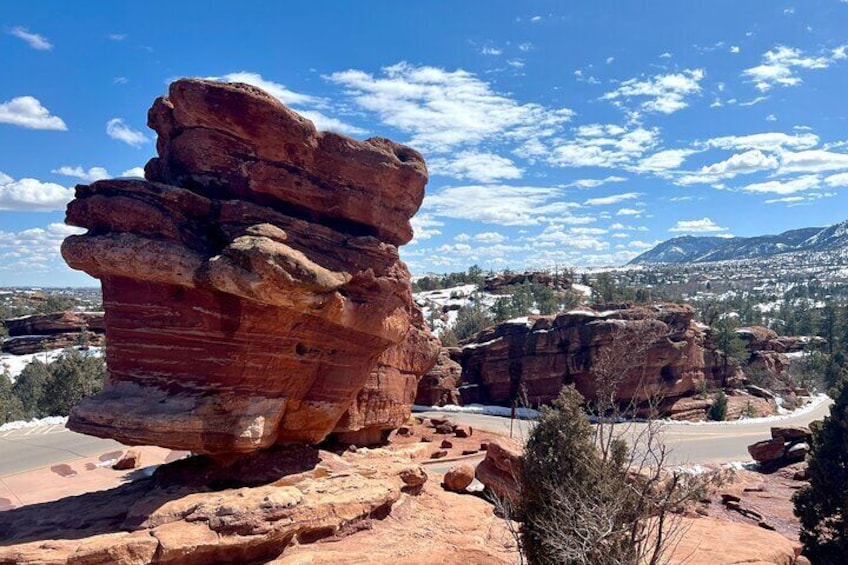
<box><xmin>628</xmin><ymin>222</ymin><xmax>848</xmax><ymax>265</ymax></box>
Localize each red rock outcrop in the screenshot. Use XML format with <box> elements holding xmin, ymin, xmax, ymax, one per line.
<box><xmin>457</xmin><ymin>304</ymin><xmax>708</xmax><ymax>408</ymax></box>
<box><xmin>414</xmin><ymin>347</ymin><xmax>463</xmax><ymax>406</ymax></box>
<box><xmin>1</xmin><ymin>311</ymin><xmax>105</xmax><ymax>355</ymax></box>
<box><xmin>60</xmin><ymin>78</ymin><xmax>438</xmax><ymax>454</ymax></box>
<box><xmin>0</xmin><ymin>447</ymin><xmax>429</xmax><ymax>565</ymax></box>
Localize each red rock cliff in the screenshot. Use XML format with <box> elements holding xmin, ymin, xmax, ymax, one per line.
<box><xmin>61</xmin><ymin>79</ymin><xmax>438</xmax><ymax>454</ymax></box>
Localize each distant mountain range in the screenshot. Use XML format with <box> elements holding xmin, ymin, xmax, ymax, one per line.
<box><xmin>629</xmin><ymin>220</ymin><xmax>848</xmax><ymax>264</ymax></box>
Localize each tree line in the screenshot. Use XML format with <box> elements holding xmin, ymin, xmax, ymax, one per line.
<box><xmin>0</xmin><ymin>349</ymin><xmax>105</xmax><ymax>424</ymax></box>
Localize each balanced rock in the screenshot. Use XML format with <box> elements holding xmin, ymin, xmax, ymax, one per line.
<box><xmin>61</xmin><ymin>78</ymin><xmax>438</xmax><ymax>454</ymax></box>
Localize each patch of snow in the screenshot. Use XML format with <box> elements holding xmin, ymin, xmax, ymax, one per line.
<box><xmin>0</xmin><ymin>346</ymin><xmax>104</xmax><ymax>382</ymax></box>
<box><xmin>659</xmin><ymin>393</ymin><xmax>830</xmax><ymax>426</ymax></box>
<box><xmin>572</xmin><ymin>283</ymin><xmax>592</xmax><ymax>297</ymax></box>
<box><xmin>413</xmin><ymin>403</ymin><xmax>540</xmax><ymax>419</ymax></box>
<box><xmin>0</xmin><ymin>415</ymin><xmax>68</xmax><ymax>432</ymax></box>
<box><xmin>462</xmin><ymin>337</ymin><xmax>504</xmax><ymax>350</ymax></box>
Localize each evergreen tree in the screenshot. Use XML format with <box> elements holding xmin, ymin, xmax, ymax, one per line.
<box><xmin>522</xmin><ymin>386</ymin><xmax>637</xmax><ymax>565</ymax></box>
<box><xmin>13</xmin><ymin>359</ymin><xmax>51</xmax><ymax>418</ymax></box>
<box><xmin>42</xmin><ymin>349</ymin><xmax>105</xmax><ymax>416</ymax></box>
<box><xmin>712</xmin><ymin>317</ymin><xmax>748</xmax><ymax>387</ymax></box>
<box><xmin>793</xmin><ymin>377</ymin><xmax>848</xmax><ymax>564</ymax></box>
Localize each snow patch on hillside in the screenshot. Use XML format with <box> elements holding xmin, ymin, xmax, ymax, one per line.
<box><xmin>0</xmin><ymin>346</ymin><xmax>104</xmax><ymax>383</ymax></box>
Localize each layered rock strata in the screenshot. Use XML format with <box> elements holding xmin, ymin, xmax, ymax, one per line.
<box><xmin>457</xmin><ymin>304</ymin><xmax>707</xmax><ymax>408</ymax></box>
<box><xmin>1</xmin><ymin>311</ymin><xmax>105</xmax><ymax>355</ymax></box>
<box><xmin>61</xmin><ymin>78</ymin><xmax>438</xmax><ymax>454</ymax></box>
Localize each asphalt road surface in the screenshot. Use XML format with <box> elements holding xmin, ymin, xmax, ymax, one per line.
<box><xmin>418</xmin><ymin>397</ymin><xmax>832</xmax><ymax>467</ymax></box>
<box><xmin>0</xmin><ymin>423</ymin><xmax>125</xmax><ymax>477</ymax></box>
<box><xmin>0</xmin><ymin>398</ymin><xmax>831</xmax><ymax>477</ymax></box>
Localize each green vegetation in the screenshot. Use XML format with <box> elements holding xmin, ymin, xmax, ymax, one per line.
<box><xmin>412</xmin><ymin>265</ymin><xmax>486</xmax><ymax>292</ymax></box>
<box><xmin>0</xmin><ymin>350</ymin><xmax>106</xmax><ymax>424</ymax></box>
<box><xmin>793</xmin><ymin>377</ymin><xmax>848</xmax><ymax>564</ymax></box>
<box><xmin>708</xmin><ymin>391</ymin><xmax>728</xmax><ymax>421</ymax></box>
<box><xmin>712</xmin><ymin>316</ymin><xmax>748</xmax><ymax>387</ymax></box>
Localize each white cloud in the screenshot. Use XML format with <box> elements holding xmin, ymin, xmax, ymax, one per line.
<box><xmin>778</xmin><ymin>149</ymin><xmax>848</xmax><ymax>174</ymax></box>
<box><xmin>824</xmin><ymin>172</ymin><xmax>848</xmax><ymax>187</ymax></box>
<box><xmin>606</xmin><ymin>57</ymin><xmax>615</xmax><ymax>64</ymax></box>
<box><xmin>659</xmin><ymin>52</ymin><xmax>672</xmax><ymax>59</ymax></box>
<box><xmin>120</xmin><ymin>167</ymin><xmax>145</xmax><ymax>178</ymax></box>
<box><xmin>730</xmin><ymin>46</ymin><xmax>740</xmax><ymax>54</ymax></box>
<box><xmin>700</xmin><ymin>150</ymin><xmax>779</xmax><ymax>177</ymax></box>
<box><xmin>566</xmin><ymin>176</ymin><xmax>628</xmax><ymax>188</ymax></box>
<box><xmin>743</xmin><ymin>45</ymin><xmax>847</xmax><ymax>91</ymax></box>
<box><xmin>9</xmin><ymin>27</ymin><xmax>52</xmax><ymax>50</ymax></box>
<box><xmin>481</xmin><ymin>47</ymin><xmax>502</xmax><ymax>56</ymax></box>
<box><xmin>704</xmin><ymin>132</ymin><xmax>819</xmax><ymax>151</ymax></box>
<box><xmin>52</xmin><ymin>165</ymin><xmax>145</xmax><ymax>182</ymax></box>
<box><xmin>584</xmin><ymin>192</ymin><xmax>640</xmax><ymax>206</ymax></box>
<box><xmin>108</xmin><ymin>33</ymin><xmax>127</xmax><ymax>41</ymax></box>
<box><xmin>530</xmin><ymin>16</ymin><xmax>543</xmax><ymax>22</ymax></box>
<box><xmin>0</xmin><ymin>172</ymin><xmax>73</xmax><ymax>211</ymax></box>
<box><xmin>51</xmin><ymin>166</ymin><xmax>110</xmax><ymax>182</ymax></box>
<box><xmin>106</xmin><ymin>118</ymin><xmax>150</xmax><ymax>147</ymax></box>
<box><xmin>738</xmin><ymin>174</ymin><xmax>820</xmax><ymax>195</ymax></box>
<box><xmin>669</xmin><ymin>218</ymin><xmax>728</xmax><ymax>233</ymax></box>
<box><xmin>0</xmin><ymin>96</ymin><xmax>67</xmax><ymax>130</ymax></box>
<box><xmin>429</xmin><ymin>151</ymin><xmax>523</xmax><ymax>182</ymax></box>
<box><xmin>410</xmin><ymin>213</ymin><xmax>443</xmax><ymax>243</ymax></box>
<box><xmin>602</xmin><ymin>69</ymin><xmax>705</xmax><ymax>114</ymax></box>
<box><xmin>424</xmin><ymin>185</ymin><xmax>589</xmax><ymax>226</ymax></box>
<box><xmin>212</xmin><ymin>72</ymin><xmax>366</xmax><ymax>135</ymax></box>
<box><xmin>548</xmin><ymin>125</ymin><xmax>659</xmax><ymax>168</ymax></box>
<box><xmin>635</xmin><ymin>148</ymin><xmax>698</xmax><ymax>173</ymax></box>
<box><xmin>473</xmin><ymin>232</ymin><xmax>507</xmax><ymax>244</ymax></box>
<box><xmin>0</xmin><ymin>223</ymin><xmax>84</xmax><ymax>274</ymax></box>
<box><xmin>327</xmin><ymin>62</ymin><xmax>574</xmax><ymax>153</ymax></box>
<box><xmin>766</xmin><ymin>114</ymin><xmax>777</xmax><ymax>122</ymax></box>
<box><xmin>616</xmin><ymin>208</ymin><xmax>643</xmax><ymax>217</ymax></box>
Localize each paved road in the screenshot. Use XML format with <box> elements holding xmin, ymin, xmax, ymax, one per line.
<box><xmin>0</xmin><ymin>423</ymin><xmax>126</xmax><ymax>477</ymax></box>
<box><xmin>419</xmin><ymin>397</ymin><xmax>832</xmax><ymax>467</ymax></box>
<box><xmin>0</xmin><ymin>398</ymin><xmax>831</xmax><ymax>477</ymax></box>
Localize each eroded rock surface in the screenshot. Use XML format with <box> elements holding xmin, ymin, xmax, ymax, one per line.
<box><xmin>458</xmin><ymin>304</ymin><xmax>708</xmax><ymax>408</ymax></box>
<box><xmin>0</xmin><ymin>448</ymin><xmax>427</xmax><ymax>565</ymax></box>
<box><xmin>1</xmin><ymin>311</ymin><xmax>105</xmax><ymax>355</ymax></box>
<box><xmin>61</xmin><ymin>78</ymin><xmax>437</xmax><ymax>454</ymax></box>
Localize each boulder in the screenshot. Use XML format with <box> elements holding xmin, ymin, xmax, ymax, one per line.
<box><xmin>748</xmin><ymin>438</ymin><xmax>785</xmax><ymax>464</ymax></box>
<box><xmin>112</xmin><ymin>449</ymin><xmax>142</xmax><ymax>470</ymax></box>
<box><xmin>771</xmin><ymin>426</ymin><xmax>811</xmax><ymax>442</ymax></box>
<box><xmin>60</xmin><ymin>78</ymin><xmax>438</xmax><ymax>455</ymax></box>
<box><xmin>443</xmin><ymin>463</ymin><xmax>475</xmax><ymax>493</ymax></box>
<box><xmin>475</xmin><ymin>438</ymin><xmax>523</xmax><ymax>506</ymax></box>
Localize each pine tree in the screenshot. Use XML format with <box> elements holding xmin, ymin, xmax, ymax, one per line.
<box><xmin>793</xmin><ymin>377</ymin><xmax>848</xmax><ymax>564</ymax></box>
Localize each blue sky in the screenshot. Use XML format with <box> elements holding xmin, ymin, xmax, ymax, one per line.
<box><xmin>2</xmin><ymin>1</ymin><xmax>848</xmax><ymax>286</ymax></box>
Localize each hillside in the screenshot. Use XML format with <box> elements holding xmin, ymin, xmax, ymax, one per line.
<box><xmin>628</xmin><ymin>222</ymin><xmax>847</xmax><ymax>264</ymax></box>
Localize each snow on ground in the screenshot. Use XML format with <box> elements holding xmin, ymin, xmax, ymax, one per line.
<box><xmin>0</xmin><ymin>346</ymin><xmax>104</xmax><ymax>382</ymax></box>
<box><xmin>414</xmin><ymin>394</ymin><xmax>830</xmax><ymax>426</ymax></box>
<box><xmin>0</xmin><ymin>415</ymin><xmax>68</xmax><ymax>432</ymax></box>
<box><xmin>413</xmin><ymin>403</ymin><xmax>540</xmax><ymax>419</ymax></box>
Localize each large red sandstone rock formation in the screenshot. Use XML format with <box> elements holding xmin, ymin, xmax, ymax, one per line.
<box><xmin>455</xmin><ymin>304</ymin><xmax>708</xmax><ymax>408</ymax></box>
<box><xmin>1</xmin><ymin>311</ymin><xmax>105</xmax><ymax>355</ymax></box>
<box><xmin>61</xmin><ymin>79</ymin><xmax>438</xmax><ymax>454</ymax></box>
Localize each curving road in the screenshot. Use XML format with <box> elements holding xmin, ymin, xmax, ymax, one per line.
<box><xmin>419</xmin><ymin>397</ymin><xmax>832</xmax><ymax>467</ymax></box>
<box><xmin>0</xmin><ymin>399</ymin><xmax>831</xmax><ymax>478</ymax></box>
